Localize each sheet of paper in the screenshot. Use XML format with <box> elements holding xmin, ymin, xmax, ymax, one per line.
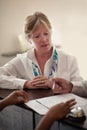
<box><xmin>25</xmin><ymin>93</ymin><xmax>87</xmax><ymax>115</ymax></box>
<box><xmin>37</xmin><ymin>93</ymin><xmax>87</xmax><ymax>108</ymax></box>
<box><xmin>25</xmin><ymin>100</ymin><xmax>49</xmax><ymax>115</ymax></box>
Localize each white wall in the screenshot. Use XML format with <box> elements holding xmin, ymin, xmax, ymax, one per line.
<box><xmin>0</xmin><ymin>0</ymin><xmax>87</xmax><ymax>79</ymax></box>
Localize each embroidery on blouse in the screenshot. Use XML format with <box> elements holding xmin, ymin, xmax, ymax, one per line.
<box><xmin>32</xmin><ymin>63</ymin><xmax>40</xmax><ymax>76</ymax></box>
<box><xmin>49</xmin><ymin>49</ymin><xmax>58</xmax><ymax>78</ymax></box>
<box><xmin>32</xmin><ymin>49</ymin><xmax>58</xmax><ymax>77</ymax></box>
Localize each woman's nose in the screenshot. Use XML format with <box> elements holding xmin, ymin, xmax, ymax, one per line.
<box><xmin>41</xmin><ymin>35</ymin><xmax>47</xmax><ymax>41</ymax></box>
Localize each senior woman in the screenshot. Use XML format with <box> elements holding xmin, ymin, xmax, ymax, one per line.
<box><xmin>0</xmin><ymin>12</ymin><xmax>83</xmax><ymax>95</ymax></box>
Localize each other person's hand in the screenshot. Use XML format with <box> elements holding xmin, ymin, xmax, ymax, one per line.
<box><xmin>46</xmin><ymin>98</ymin><xmax>76</xmax><ymax>121</ymax></box>
<box><xmin>35</xmin><ymin>99</ymin><xmax>76</xmax><ymax>130</ymax></box>
<box><xmin>4</xmin><ymin>90</ymin><xmax>29</xmax><ymax>106</ymax></box>
<box><xmin>52</xmin><ymin>78</ymin><xmax>73</xmax><ymax>94</ymax></box>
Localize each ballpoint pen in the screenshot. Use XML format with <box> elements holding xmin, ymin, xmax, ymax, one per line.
<box><xmin>52</xmin><ymin>80</ymin><xmax>55</xmax><ymax>90</ymax></box>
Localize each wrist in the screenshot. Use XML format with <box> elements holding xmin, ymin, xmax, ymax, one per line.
<box><xmin>36</xmin><ymin>109</ymin><xmax>55</xmax><ymax>130</ymax></box>
<box><xmin>0</xmin><ymin>100</ymin><xmax>8</xmax><ymax>111</ymax></box>
<box><xmin>24</xmin><ymin>81</ymin><xmax>30</xmax><ymax>89</ymax></box>
<box><xmin>24</xmin><ymin>81</ymin><xmax>28</xmax><ymax>89</ymax></box>
<box><xmin>63</xmin><ymin>80</ymin><xmax>73</xmax><ymax>93</ymax></box>
<box><xmin>46</xmin><ymin>109</ymin><xmax>56</xmax><ymax>123</ymax></box>
<box><xmin>69</xmin><ymin>82</ymin><xmax>73</xmax><ymax>92</ymax></box>
<box><xmin>24</xmin><ymin>80</ymin><xmax>32</xmax><ymax>89</ymax></box>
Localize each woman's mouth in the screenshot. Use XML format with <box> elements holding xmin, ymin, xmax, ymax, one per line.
<box><xmin>41</xmin><ymin>44</ymin><xmax>48</xmax><ymax>47</ymax></box>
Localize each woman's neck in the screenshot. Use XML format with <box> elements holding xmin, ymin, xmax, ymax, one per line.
<box><xmin>34</xmin><ymin>47</ymin><xmax>53</xmax><ymax>75</ymax></box>
<box><xmin>35</xmin><ymin>47</ymin><xmax>53</xmax><ymax>60</ymax></box>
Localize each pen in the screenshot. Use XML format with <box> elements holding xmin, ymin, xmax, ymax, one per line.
<box><xmin>52</xmin><ymin>80</ymin><xmax>55</xmax><ymax>90</ymax></box>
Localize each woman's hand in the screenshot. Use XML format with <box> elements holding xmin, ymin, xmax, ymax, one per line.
<box><xmin>52</xmin><ymin>78</ymin><xmax>73</xmax><ymax>94</ymax></box>
<box><xmin>24</xmin><ymin>76</ymin><xmax>52</xmax><ymax>89</ymax></box>
<box><xmin>30</xmin><ymin>76</ymin><xmax>52</xmax><ymax>89</ymax></box>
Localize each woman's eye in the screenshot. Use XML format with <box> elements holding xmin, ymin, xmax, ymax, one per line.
<box><xmin>34</xmin><ymin>35</ymin><xmax>40</xmax><ymax>38</ymax></box>
<box><xmin>44</xmin><ymin>32</ymin><xmax>48</xmax><ymax>35</ymax></box>
<box><xmin>33</xmin><ymin>32</ymin><xmax>49</xmax><ymax>39</ymax></box>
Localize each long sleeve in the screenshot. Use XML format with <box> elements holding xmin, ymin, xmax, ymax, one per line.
<box><xmin>0</xmin><ymin>57</ymin><xmax>27</xmax><ymax>89</ymax></box>
<box><xmin>57</xmin><ymin>50</ymin><xmax>83</xmax><ymax>82</ymax></box>
<box><xmin>72</xmin><ymin>80</ymin><xmax>87</xmax><ymax>97</ymax></box>
<box><xmin>68</xmin><ymin>55</ymin><xmax>83</xmax><ymax>82</ymax></box>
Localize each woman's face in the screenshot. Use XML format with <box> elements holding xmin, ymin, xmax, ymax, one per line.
<box><xmin>31</xmin><ymin>23</ymin><xmax>52</xmax><ymax>53</ymax></box>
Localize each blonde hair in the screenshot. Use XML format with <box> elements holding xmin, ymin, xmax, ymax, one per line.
<box><xmin>24</xmin><ymin>12</ymin><xmax>52</xmax><ymax>38</ymax></box>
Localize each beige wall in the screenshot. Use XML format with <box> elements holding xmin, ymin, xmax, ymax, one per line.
<box><xmin>0</xmin><ymin>0</ymin><xmax>87</xmax><ymax>79</ymax></box>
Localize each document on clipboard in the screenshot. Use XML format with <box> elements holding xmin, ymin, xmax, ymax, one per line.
<box><xmin>25</xmin><ymin>93</ymin><xmax>87</xmax><ymax>115</ymax></box>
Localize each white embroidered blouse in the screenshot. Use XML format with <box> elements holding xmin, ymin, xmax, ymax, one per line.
<box><xmin>0</xmin><ymin>46</ymin><xmax>82</xmax><ymax>90</ymax></box>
